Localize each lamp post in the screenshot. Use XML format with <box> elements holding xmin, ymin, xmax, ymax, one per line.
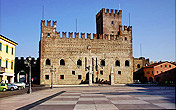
<box><xmin>50</xmin><ymin>66</ymin><xmax>56</xmax><ymax>89</ymax></box>
<box><xmin>24</xmin><ymin>56</ymin><xmax>34</xmax><ymax>94</ymax></box>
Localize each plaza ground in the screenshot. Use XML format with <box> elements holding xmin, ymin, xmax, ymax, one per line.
<box><xmin>0</xmin><ymin>85</ymin><xmax>175</xmax><ymax>110</ymax></box>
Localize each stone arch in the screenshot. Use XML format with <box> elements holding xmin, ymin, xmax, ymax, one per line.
<box><xmin>77</xmin><ymin>59</ymin><xmax>82</xmax><ymax>66</ymax></box>
<box><xmin>115</xmin><ymin>60</ymin><xmax>120</xmax><ymax>66</ymax></box>
<box><xmin>100</xmin><ymin>60</ymin><xmax>105</xmax><ymax>66</ymax></box>
<box><xmin>125</xmin><ymin>60</ymin><xmax>129</xmax><ymax>66</ymax></box>
<box><xmin>47</xmin><ymin>33</ymin><xmax>50</xmax><ymax>37</ymax></box>
<box><xmin>60</xmin><ymin>59</ymin><xmax>65</xmax><ymax>65</ymax></box>
<box><xmin>46</xmin><ymin>59</ymin><xmax>50</xmax><ymax>65</ymax></box>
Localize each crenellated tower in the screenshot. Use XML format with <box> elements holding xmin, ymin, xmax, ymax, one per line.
<box><xmin>96</xmin><ymin>8</ymin><xmax>122</xmax><ymax>35</ymax></box>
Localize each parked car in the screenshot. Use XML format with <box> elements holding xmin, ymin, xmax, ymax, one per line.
<box><xmin>133</xmin><ymin>80</ymin><xmax>141</xmax><ymax>84</ymax></box>
<box><xmin>7</xmin><ymin>83</ymin><xmax>18</xmax><ymax>91</ymax></box>
<box><xmin>14</xmin><ymin>82</ymin><xmax>25</xmax><ymax>90</ymax></box>
<box><xmin>0</xmin><ymin>83</ymin><xmax>8</xmax><ymax>92</ymax></box>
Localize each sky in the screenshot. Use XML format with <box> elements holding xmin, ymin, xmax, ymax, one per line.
<box><xmin>0</xmin><ymin>0</ymin><xmax>175</xmax><ymax>62</ymax></box>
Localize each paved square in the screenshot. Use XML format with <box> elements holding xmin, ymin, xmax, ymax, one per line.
<box><xmin>0</xmin><ymin>86</ymin><xmax>175</xmax><ymax>110</ymax></box>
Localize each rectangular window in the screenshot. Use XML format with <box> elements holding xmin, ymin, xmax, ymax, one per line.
<box><xmin>0</xmin><ymin>43</ymin><xmax>2</xmax><ymax>51</ymax></box>
<box><xmin>6</xmin><ymin>60</ymin><xmax>8</xmax><ymax>68</ymax></box>
<box><xmin>165</xmin><ymin>65</ymin><xmax>167</xmax><ymax>68</ymax></box>
<box><xmin>118</xmin><ymin>71</ymin><xmax>121</xmax><ymax>75</ymax></box>
<box><xmin>78</xmin><ymin>75</ymin><xmax>82</xmax><ymax>80</ymax></box>
<box><xmin>12</xmin><ymin>48</ymin><xmax>14</xmax><ymax>55</ymax></box>
<box><xmin>45</xmin><ymin>75</ymin><xmax>49</xmax><ymax>80</ymax></box>
<box><xmin>6</xmin><ymin>45</ymin><xmax>8</xmax><ymax>53</ymax></box>
<box><xmin>72</xmin><ymin>71</ymin><xmax>75</xmax><ymax>75</ymax></box>
<box><xmin>169</xmin><ymin>65</ymin><xmax>171</xmax><ymax>68</ymax></box>
<box><xmin>60</xmin><ymin>75</ymin><xmax>64</xmax><ymax>79</ymax></box>
<box><xmin>0</xmin><ymin>59</ymin><xmax>1</xmax><ymax>67</ymax></box>
<box><xmin>100</xmin><ymin>70</ymin><xmax>103</xmax><ymax>75</ymax></box>
<box><xmin>11</xmin><ymin>62</ymin><xmax>13</xmax><ymax>69</ymax></box>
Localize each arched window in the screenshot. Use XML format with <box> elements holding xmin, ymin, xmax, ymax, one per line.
<box><xmin>125</xmin><ymin>37</ymin><xmax>127</xmax><ymax>41</ymax></box>
<box><xmin>125</xmin><ymin>60</ymin><xmax>129</xmax><ymax>66</ymax></box>
<box><xmin>47</xmin><ymin>33</ymin><xmax>50</xmax><ymax>37</ymax></box>
<box><xmin>46</xmin><ymin>59</ymin><xmax>50</xmax><ymax>65</ymax></box>
<box><xmin>60</xmin><ymin>59</ymin><xmax>65</xmax><ymax>65</ymax></box>
<box><xmin>137</xmin><ymin>64</ymin><xmax>140</xmax><ymax>68</ymax></box>
<box><xmin>100</xmin><ymin>60</ymin><xmax>105</xmax><ymax>66</ymax></box>
<box><xmin>115</xmin><ymin>60</ymin><xmax>120</xmax><ymax>66</ymax></box>
<box><xmin>77</xmin><ymin>59</ymin><xmax>82</xmax><ymax>66</ymax></box>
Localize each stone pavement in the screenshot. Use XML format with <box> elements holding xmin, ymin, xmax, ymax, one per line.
<box><xmin>0</xmin><ymin>86</ymin><xmax>175</xmax><ymax>110</ymax></box>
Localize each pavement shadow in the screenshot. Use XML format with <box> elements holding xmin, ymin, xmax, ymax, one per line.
<box><xmin>96</xmin><ymin>85</ymin><xmax>175</xmax><ymax>104</ymax></box>
<box><xmin>16</xmin><ymin>91</ymin><xmax>65</xmax><ymax>110</ymax></box>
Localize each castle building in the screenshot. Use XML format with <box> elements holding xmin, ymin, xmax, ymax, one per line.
<box><xmin>39</xmin><ymin>8</ymin><xmax>133</xmax><ymax>85</ymax></box>
<box><xmin>0</xmin><ymin>34</ymin><xmax>18</xmax><ymax>83</ymax></box>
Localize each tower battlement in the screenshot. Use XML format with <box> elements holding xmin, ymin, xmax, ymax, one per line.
<box><xmin>96</xmin><ymin>8</ymin><xmax>122</xmax><ymax>19</ymax></box>
<box><xmin>42</xmin><ymin>31</ymin><xmax>132</xmax><ymax>41</ymax></box>
<box><xmin>41</xmin><ymin>20</ymin><xmax>132</xmax><ymax>41</ymax></box>
<box><xmin>41</xmin><ymin>20</ymin><xmax>57</xmax><ymax>28</ymax></box>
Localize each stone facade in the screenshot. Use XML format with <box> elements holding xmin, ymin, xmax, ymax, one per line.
<box><xmin>133</xmin><ymin>57</ymin><xmax>149</xmax><ymax>72</ymax></box>
<box><xmin>39</xmin><ymin>8</ymin><xmax>133</xmax><ymax>85</ymax></box>
<box><xmin>133</xmin><ymin>57</ymin><xmax>150</xmax><ymax>83</ymax></box>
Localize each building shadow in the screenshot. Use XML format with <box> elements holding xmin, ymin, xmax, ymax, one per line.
<box><xmin>96</xmin><ymin>85</ymin><xmax>175</xmax><ymax>104</ymax></box>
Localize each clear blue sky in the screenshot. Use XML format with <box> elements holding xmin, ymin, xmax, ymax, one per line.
<box><xmin>0</xmin><ymin>0</ymin><xmax>175</xmax><ymax>62</ymax></box>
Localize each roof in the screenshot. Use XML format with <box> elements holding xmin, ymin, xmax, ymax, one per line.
<box><xmin>144</xmin><ymin>62</ymin><xmax>164</xmax><ymax>68</ymax></box>
<box><xmin>0</xmin><ymin>34</ymin><xmax>18</xmax><ymax>46</ymax></box>
<box><xmin>171</xmin><ymin>62</ymin><xmax>176</xmax><ymax>66</ymax></box>
<box><xmin>144</xmin><ymin>61</ymin><xmax>176</xmax><ymax>68</ymax></box>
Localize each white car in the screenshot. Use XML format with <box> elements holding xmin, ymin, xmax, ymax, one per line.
<box><xmin>14</xmin><ymin>82</ymin><xmax>26</xmax><ymax>90</ymax></box>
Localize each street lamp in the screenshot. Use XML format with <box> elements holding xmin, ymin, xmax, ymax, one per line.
<box><xmin>24</xmin><ymin>56</ymin><xmax>35</xmax><ymax>94</ymax></box>
<box><xmin>50</xmin><ymin>66</ymin><xmax>56</xmax><ymax>89</ymax></box>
